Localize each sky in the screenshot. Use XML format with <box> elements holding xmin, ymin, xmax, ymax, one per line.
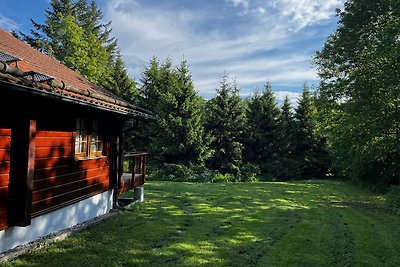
<box><xmin>0</xmin><ymin>0</ymin><xmax>345</xmax><ymax>102</ymax></box>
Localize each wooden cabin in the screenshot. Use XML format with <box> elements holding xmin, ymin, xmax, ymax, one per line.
<box><xmin>0</xmin><ymin>29</ymin><xmax>152</xmax><ymax>253</ymax></box>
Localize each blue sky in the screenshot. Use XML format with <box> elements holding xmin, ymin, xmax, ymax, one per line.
<box><xmin>0</xmin><ymin>0</ymin><xmax>344</xmax><ymax>102</ymax></box>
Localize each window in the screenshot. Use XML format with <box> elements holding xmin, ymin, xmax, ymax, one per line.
<box><xmin>75</xmin><ymin>118</ymin><xmax>87</xmax><ymax>158</ymax></box>
<box><xmin>74</xmin><ymin>118</ymin><xmax>104</xmax><ymax>159</ymax></box>
<box><xmin>90</xmin><ymin>120</ymin><xmax>103</xmax><ymax>157</ymax></box>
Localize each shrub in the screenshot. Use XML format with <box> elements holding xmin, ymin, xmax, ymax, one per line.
<box><xmin>148</xmin><ymin>164</ymin><xmax>216</xmax><ymax>182</ymax></box>
<box><xmin>240</xmin><ymin>163</ymin><xmax>260</xmax><ymax>182</ymax></box>
<box><xmin>211</xmin><ymin>172</ymin><xmax>235</xmax><ymax>183</ymax></box>
<box><xmin>157</xmin><ymin>164</ymin><xmax>195</xmax><ymax>182</ymax></box>
<box><xmin>384</xmin><ymin>186</ymin><xmax>400</xmax><ymax>215</ymax></box>
<box><xmin>147</xmin><ymin>163</ymin><xmax>262</xmax><ymax>183</ymax></box>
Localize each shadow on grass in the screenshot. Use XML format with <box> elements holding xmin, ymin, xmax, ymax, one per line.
<box><xmin>4</xmin><ymin>181</ymin><xmax>400</xmax><ymax>267</ymax></box>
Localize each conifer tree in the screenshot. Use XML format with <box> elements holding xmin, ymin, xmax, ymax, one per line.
<box><xmin>22</xmin><ymin>0</ymin><xmax>78</xmax><ymax>56</ymax></box>
<box><xmin>293</xmin><ymin>86</ymin><xmax>330</xmax><ymax>178</ymax></box>
<box><xmin>106</xmin><ymin>51</ymin><xmax>138</xmax><ymax>103</ymax></box>
<box><xmin>22</xmin><ymin>0</ymin><xmax>117</xmax><ymax>89</ymax></box>
<box><xmin>206</xmin><ymin>75</ymin><xmax>246</xmax><ymax>177</ymax></box>
<box><xmin>244</xmin><ymin>82</ymin><xmax>280</xmax><ymax>178</ymax></box>
<box><xmin>276</xmin><ymin>96</ymin><xmax>297</xmax><ymax>179</ymax></box>
<box><xmin>139</xmin><ymin>57</ymin><xmax>162</xmax><ymax>111</ymax></box>
<box><xmin>136</xmin><ymin>58</ymin><xmax>211</xmax><ymax>167</ymax></box>
<box><xmin>150</xmin><ymin>60</ymin><xmax>211</xmax><ymax>166</ymax></box>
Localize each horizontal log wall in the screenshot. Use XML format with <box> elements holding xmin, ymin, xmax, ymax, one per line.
<box><xmin>32</xmin><ymin>130</ymin><xmax>110</xmax><ymax>218</ymax></box>
<box><xmin>0</xmin><ymin>128</ymin><xmax>11</xmax><ymax>230</ymax></box>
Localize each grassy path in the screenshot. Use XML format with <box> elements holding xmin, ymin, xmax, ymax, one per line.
<box><xmin>3</xmin><ymin>180</ymin><xmax>400</xmax><ymax>266</ymax></box>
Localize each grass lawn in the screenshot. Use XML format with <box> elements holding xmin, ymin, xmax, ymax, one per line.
<box><xmin>3</xmin><ymin>180</ymin><xmax>400</xmax><ymax>267</ymax></box>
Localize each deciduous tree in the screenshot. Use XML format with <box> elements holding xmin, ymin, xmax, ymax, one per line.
<box><xmin>315</xmin><ymin>0</ymin><xmax>400</xmax><ymax>188</ymax></box>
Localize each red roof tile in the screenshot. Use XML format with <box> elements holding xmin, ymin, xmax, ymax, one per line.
<box><xmin>0</xmin><ymin>29</ymin><xmax>111</xmax><ymax>95</ymax></box>
<box><xmin>0</xmin><ymin>29</ymin><xmax>152</xmax><ymax>118</ymax></box>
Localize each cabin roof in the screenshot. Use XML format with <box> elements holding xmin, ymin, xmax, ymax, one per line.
<box><xmin>0</xmin><ymin>29</ymin><xmax>152</xmax><ymax>118</ymax></box>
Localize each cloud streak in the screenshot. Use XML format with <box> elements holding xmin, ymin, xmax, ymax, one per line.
<box><xmin>104</xmin><ymin>0</ymin><xmax>344</xmax><ymax>96</ymax></box>
<box><xmin>0</xmin><ymin>15</ymin><xmax>19</xmax><ymax>31</ymax></box>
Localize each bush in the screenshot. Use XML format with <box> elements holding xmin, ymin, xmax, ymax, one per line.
<box><xmin>384</xmin><ymin>186</ymin><xmax>400</xmax><ymax>215</ymax></box>
<box><xmin>147</xmin><ymin>164</ymin><xmax>216</xmax><ymax>182</ymax></box>
<box><xmin>240</xmin><ymin>163</ymin><xmax>260</xmax><ymax>182</ymax></box>
<box><xmin>210</xmin><ymin>172</ymin><xmax>235</xmax><ymax>183</ymax></box>
<box><xmin>149</xmin><ymin>164</ymin><xmax>195</xmax><ymax>182</ymax></box>
<box><xmin>146</xmin><ymin>163</ymin><xmax>263</xmax><ymax>183</ymax></box>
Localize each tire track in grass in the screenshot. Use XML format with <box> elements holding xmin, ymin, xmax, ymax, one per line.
<box><xmin>150</xmin><ymin>196</ymin><xmax>194</xmax><ymax>266</ymax></box>
<box><xmin>228</xmin><ymin>210</ymin><xmax>301</xmax><ymax>267</ymax></box>
<box><xmin>327</xmin><ymin>206</ymin><xmax>355</xmax><ymax>267</ymax></box>
<box><xmin>339</xmin><ymin>204</ymin><xmax>400</xmax><ymax>266</ymax></box>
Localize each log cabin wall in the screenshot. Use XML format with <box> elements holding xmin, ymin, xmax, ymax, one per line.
<box><xmin>32</xmin><ymin>119</ymin><xmax>112</xmax><ymax>218</ymax></box>
<box><xmin>0</xmin><ymin>126</ymin><xmax>11</xmax><ymax>230</ymax></box>
<box><xmin>0</xmin><ymin>90</ymin><xmax>124</xmax><ymax>230</ymax></box>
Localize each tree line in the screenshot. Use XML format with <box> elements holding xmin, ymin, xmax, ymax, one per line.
<box><xmin>20</xmin><ymin>0</ymin><xmax>399</xmax><ymax>189</ymax></box>
<box><xmin>133</xmin><ymin>57</ymin><xmax>329</xmax><ymax>182</ymax></box>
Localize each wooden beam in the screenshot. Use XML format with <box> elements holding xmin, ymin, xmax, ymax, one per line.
<box><xmin>8</xmin><ymin>119</ymin><xmax>36</xmax><ymax>226</ymax></box>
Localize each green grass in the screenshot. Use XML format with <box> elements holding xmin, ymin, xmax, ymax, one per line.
<box><xmin>3</xmin><ymin>180</ymin><xmax>400</xmax><ymax>267</ymax></box>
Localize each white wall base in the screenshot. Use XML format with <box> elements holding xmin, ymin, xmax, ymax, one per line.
<box><xmin>0</xmin><ymin>190</ymin><xmax>114</xmax><ymax>254</ymax></box>
<box><xmin>134</xmin><ymin>187</ymin><xmax>144</xmax><ymax>203</ymax></box>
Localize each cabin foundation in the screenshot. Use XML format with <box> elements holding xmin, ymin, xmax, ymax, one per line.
<box><xmin>0</xmin><ymin>190</ymin><xmax>113</xmax><ymax>253</ymax></box>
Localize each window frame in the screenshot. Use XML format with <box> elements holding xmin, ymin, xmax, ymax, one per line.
<box><xmin>74</xmin><ymin>118</ymin><xmax>105</xmax><ymax>160</ymax></box>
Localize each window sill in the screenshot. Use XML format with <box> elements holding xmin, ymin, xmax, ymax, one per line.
<box><xmin>74</xmin><ymin>155</ymin><xmax>107</xmax><ymax>161</ymax></box>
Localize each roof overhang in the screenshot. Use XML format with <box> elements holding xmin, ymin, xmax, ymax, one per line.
<box><xmin>0</xmin><ymin>79</ymin><xmax>153</xmax><ymax>119</ymax></box>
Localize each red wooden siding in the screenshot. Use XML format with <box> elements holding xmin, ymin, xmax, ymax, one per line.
<box><xmin>0</xmin><ymin>128</ymin><xmax>11</xmax><ymax>230</ymax></box>
<box><xmin>32</xmin><ymin>130</ymin><xmax>111</xmax><ymax>217</ymax></box>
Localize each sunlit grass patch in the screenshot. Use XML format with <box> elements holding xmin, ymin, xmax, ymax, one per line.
<box><xmin>3</xmin><ymin>180</ymin><xmax>400</xmax><ymax>267</ymax></box>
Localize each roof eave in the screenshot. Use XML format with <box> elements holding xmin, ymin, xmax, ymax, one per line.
<box><xmin>0</xmin><ymin>80</ymin><xmax>152</xmax><ymax>119</ymax></box>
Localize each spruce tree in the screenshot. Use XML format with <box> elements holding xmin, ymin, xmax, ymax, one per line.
<box><xmin>131</xmin><ymin>57</ymin><xmax>162</xmax><ymax>153</ymax></box>
<box><xmin>276</xmin><ymin>96</ymin><xmax>297</xmax><ymax>179</ymax></box>
<box><xmin>22</xmin><ymin>0</ymin><xmax>116</xmax><ymax>88</ymax></box>
<box><xmin>293</xmin><ymin>86</ymin><xmax>330</xmax><ymax>178</ymax></box>
<box><xmin>244</xmin><ymin>82</ymin><xmax>280</xmax><ymax>178</ymax></box>
<box><xmin>206</xmin><ymin>75</ymin><xmax>246</xmax><ymax>177</ymax></box>
<box><xmin>106</xmin><ymin>51</ymin><xmax>138</xmax><ymax>103</ymax></box>
<box><xmin>173</xmin><ymin>59</ymin><xmax>212</xmax><ymax>165</ymax></box>
<box><xmin>22</xmin><ymin>0</ymin><xmax>78</xmax><ymax>56</ymax></box>
<box><xmin>136</xmin><ymin>58</ymin><xmax>211</xmax><ymax>168</ymax></box>
<box><xmin>139</xmin><ymin>57</ymin><xmax>162</xmax><ymax>110</ymax></box>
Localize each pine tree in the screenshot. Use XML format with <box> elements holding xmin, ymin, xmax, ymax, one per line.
<box><xmin>244</xmin><ymin>82</ymin><xmax>280</xmax><ymax>178</ymax></box>
<box><xmin>75</xmin><ymin>0</ymin><xmax>117</xmax><ymax>63</ymax></box>
<box><xmin>131</xmin><ymin>57</ymin><xmax>162</xmax><ymax>153</ymax></box>
<box><xmin>206</xmin><ymin>75</ymin><xmax>246</xmax><ymax>177</ymax></box>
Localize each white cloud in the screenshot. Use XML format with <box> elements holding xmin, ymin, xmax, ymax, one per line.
<box><xmin>0</xmin><ymin>15</ymin><xmax>19</xmax><ymax>31</ymax></box>
<box><xmin>269</xmin><ymin>0</ymin><xmax>344</xmax><ymax>31</ymax></box>
<box><xmin>104</xmin><ymin>0</ymin><xmax>342</xmax><ymax>97</ymax></box>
